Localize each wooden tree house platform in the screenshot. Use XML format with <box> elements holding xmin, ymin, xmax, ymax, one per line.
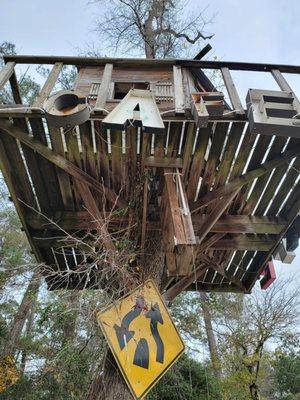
<box><xmin>1</xmin><ymin>55</ymin><xmax>300</xmax><ymax>298</ymax></box>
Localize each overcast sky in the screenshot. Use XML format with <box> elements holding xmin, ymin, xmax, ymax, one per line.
<box><xmin>0</xmin><ymin>0</ymin><xmax>299</xmax><ymax>284</ymax></box>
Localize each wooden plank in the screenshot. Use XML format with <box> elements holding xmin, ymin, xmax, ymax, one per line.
<box><xmin>199</xmin><ymin>253</ymin><xmax>246</xmax><ymax>291</ymax></box>
<box><xmin>214</xmin><ymin>123</ymin><xmax>245</xmax><ymax>189</ymax></box>
<box><xmin>198</xmin><ymin>123</ymin><xmax>229</xmax><ymax>199</ymax></box>
<box><xmin>243</xmin><ymin>180</ymin><xmax>300</xmax><ymax>290</ymax></box>
<box><xmin>163</xmin><ymin>169</ymin><xmax>186</xmax><ymax>245</ymax></box>
<box><xmin>221</xmin><ymin>67</ymin><xmax>244</xmax><ymax>114</ymax></box>
<box><xmin>94</xmin><ymin>63</ymin><xmax>113</xmax><ymax>111</ymax></box>
<box><xmin>206</xmin><ymin>236</ymin><xmax>275</xmax><ymax>251</ymax></box>
<box><xmin>0</xmin><ymin>62</ymin><xmax>15</xmax><ymax>90</ymax></box>
<box><xmin>195</xmin><ymin>214</ymin><xmax>285</xmax><ymax>234</ymax></box>
<box><xmin>5</xmin><ymin>55</ymin><xmax>300</xmax><ymax>74</ymax></box>
<box><xmin>187</xmin><ymin>124</ymin><xmax>211</xmax><ymax>201</ymax></box>
<box><xmin>182</xmin><ymin>122</ymin><xmax>195</xmax><ymax>177</ymax></box>
<box><xmin>192</xmin><ymin>143</ymin><xmax>300</xmax><ymax>212</ymax></box>
<box><xmin>173</xmin><ymin>66</ymin><xmax>185</xmax><ymax>114</ymax></box>
<box><xmin>0</xmin><ymin>119</ymin><xmax>127</xmax><ymax>208</ymax></box>
<box><xmin>271</xmin><ymin>69</ymin><xmax>300</xmax><ymax>112</ymax></box>
<box><xmin>33</xmin><ymin>62</ymin><xmax>63</xmax><ymax>107</ymax></box>
<box><xmin>48</xmin><ymin>125</ymin><xmax>75</xmax><ymax>210</ymax></box>
<box><xmin>145</xmin><ymin>156</ymin><xmax>183</xmax><ymax>168</ymax></box>
<box><xmin>242</xmin><ymin>135</ymin><xmax>287</xmax><ymax>215</ymax></box>
<box><xmin>26</xmin><ymin>212</ymin><xmax>286</xmax><ymax>235</ymax></box>
<box><xmin>0</xmin><ymin>131</ymin><xmax>44</xmax><ymax>263</ymax></box>
<box><xmin>29</xmin><ymin>118</ymin><xmax>63</xmax><ymax>211</ymax></box>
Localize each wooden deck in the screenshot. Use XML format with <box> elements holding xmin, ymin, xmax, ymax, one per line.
<box><xmin>0</xmin><ymin>56</ymin><xmax>300</xmax><ymax>296</ymax></box>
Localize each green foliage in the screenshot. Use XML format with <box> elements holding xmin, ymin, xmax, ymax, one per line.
<box><xmin>0</xmin><ymin>41</ymin><xmax>40</xmax><ymax>105</ymax></box>
<box><xmin>273</xmin><ymin>347</ymin><xmax>300</xmax><ymax>397</ymax></box>
<box><xmin>148</xmin><ymin>354</ymin><xmax>220</xmax><ymax>400</ymax></box>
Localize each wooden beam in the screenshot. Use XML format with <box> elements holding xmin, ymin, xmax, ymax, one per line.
<box><xmin>196</xmin><ymin>189</ymin><xmax>240</xmax><ymax>245</ymax></box>
<box><xmin>193</xmin><ymin>214</ymin><xmax>286</xmax><ymax>234</ymax></box>
<box><xmin>206</xmin><ymin>235</ymin><xmax>275</xmax><ymax>251</ymax></box>
<box><xmin>199</xmin><ymin>253</ymin><xmax>247</xmax><ymax>291</ymax></box>
<box><xmin>94</xmin><ymin>63</ymin><xmax>113</xmax><ymax>111</ymax></box>
<box><xmin>33</xmin><ymin>62</ymin><xmax>63</xmax><ymax>107</ymax></box>
<box><xmin>164</xmin><ymin>263</ymin><xmax>208</xmax><ymax>302</ymax></box>
<box><xmin>0</xmin><ymin>119</ymin><xmax>127</xmax><ymax>208</ymax></box>
<box><xmin>0</xmin><ymin>62</ymin><xmax>15</xmax><ymax>90</ymax></box>
<box><xmin>26</xmin><ymin>211</ymin><xmax>286</xmax><ymax>236</ymax></box>
<box><xmin>145</xmin><ymin>156</ymin><xmax>183</xmax><ymax>168</ymax></box>
<box><xmin>192</xmin><ymin>144</ymin><xmax>300</xmax><ymax>212</ymax></box>
<box><xmin>243</xmin><ymin>180</ymin><xmax>300</xmax><ymax>290</ymax></box>
<box><xmin>173</xmin><ymin>66</ymin><xmax>185</xmax><ymax>114</ymax></box>
<box><xmin>196</xmin><ymin>233</ymin><xmax>226</xmax><ymax>253</ymax></box>
<box><xmin>221</xmin><ymin>67</ymin><xmax>244</xmax><ymax>114</ymax></box>
<box><xmin>5</xmin><ymin>55</ymin><xmax>300</xmax><ymax>74</ymax></box>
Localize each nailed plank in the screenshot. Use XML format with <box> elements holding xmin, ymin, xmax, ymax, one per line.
<box><xmin>33</xmin><ymin>62</ymin><xmax>63</xmax><ymax>107</ymax></box>
<box><xmin>94</xmin><ymin>63</ymin><xmax>113</xmax><ymax>111</ymax></box>
<box><xmin>0</xmin><ymin>119</ymin><xmax>126</xmax><ymax>208</ymax></box>
<box><xmin>205</xmin><ymin>235</ymin><xmax>275</xmax><ymax>251</ymax></box>
<box><xmin>187</xmin><ymin>124</ymin><xmax>211</xmax><ymax>201</ymax></box>
<box><xmin>0</xmin><ymin>130</ymin><xmax>44</xmax><ymax>263</ymax></box>
<box><xmin>145</xmin><ymin>156</ymin><xmax>183</xmax><ymax>168</ymax></box>
<box><xmin>173</xmin><ymin>66</ymin><xmax>185</xmax><ymax>114</ymax></box>
<box><xmin>0</xmin><ymin>62</ymin><xmax>15</xmax><ymax>90</ymax></box>
<box><xmin>193</xmin><ymin>214</ymin><xmax>285</xmax><ymax>234</ymax></box>
<box><xmin>221</xmin><ymin>67</ymin><xmax>244</xmax><ymax>114</ymax></box>
<box><xmin>192</xmin><ymin>144</ymin><xmax>300</xmax><ymax>212</ymax></box>
<box><xmin>243</xmin><ymin>181</ymin><xmax>300</xmax><ymax>290</ymax></box>
<box><xmin>48</xmin><ymin>125</ymin><xmax>75</xmax><ymax>210</ymax></box>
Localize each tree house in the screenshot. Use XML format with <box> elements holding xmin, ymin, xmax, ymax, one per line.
<box><xmin>0</xmin><ymin>55</ymin><xmax>300</xmax><ymax>299</ymax></box>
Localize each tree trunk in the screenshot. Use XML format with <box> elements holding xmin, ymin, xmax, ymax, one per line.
<box><xmin>249</xmin><ymin>383</ymin><xmax>260</xmax><ymax>400</ymax></box>
<box><xmin>61</xmin><ymin>291</ymin><xmax>79</xmax><ymax>347</ymax></box>
<box><xmin>86</xmin><ymin>239</ymin><xmax>165</xmax><ymax>400</ymax></box>
<box><xmin>200</xmin><ymin>292</ymin><xmax>221</xmax><ymax>379</ymax></box>
<box><xmin>3</xmin><ymin>269</ymin><xmax>40</xmax><ymax>357</ymax></box>
<box><xmin>19</xmin><ymin>287</ymin><xmax>38</xmax><ymax>374</ymax></box>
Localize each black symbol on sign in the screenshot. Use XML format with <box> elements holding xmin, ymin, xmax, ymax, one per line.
<box><xmin>145</xmin><ymin>303</ymin><xmax>164</xmax><ymax>364</ymax></box>
<box><xmin>133</xmin><ymin>338</ymin><xmax>149</xmax><ymax>369</ymax></box>
<box><xmin>114</xmin><ymin>296</ymin><xmax>165</xmax><ymax>370</ymax></box>
<box><xmin>114</xmin><ymin>302</ymin><xmax>143</xmax><ymax>350</ymax></box>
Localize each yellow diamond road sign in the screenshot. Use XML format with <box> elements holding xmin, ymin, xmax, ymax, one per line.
<box><xmin>97</xmin><ymin>279</ymin><xmax>185</xmax><ymax>399</ymax></box>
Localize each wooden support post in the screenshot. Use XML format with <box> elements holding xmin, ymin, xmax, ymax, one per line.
<box><xmin>0</xmin><ymin>62</ymin><xmax>16</xmax><ymax>90</ymax></box>
<box><xmin>173</xmin><ymin>66</ymin><xmax>185</xmax><ymax>114</ymax></box>
<box><xmin>33</xmin><ymin>62</ymin><xmax>64</xmax><ymax>107</ymax></box>
<box><xmin>140</xmin><ymin>174</ymin><xmax>148</xmax><ymax>250</ymax></box>
<box><xmin>271</xmin><ymin>69</ymin><xmax>300</xmax><ymax>113</ymax></box>
<box><xmin>0</xmin><ymin>119</ymin><xmax>127</xmax><ymax>208</ymax></box>
<box><xmin>221</xmin><ymin>67</ymin><xmax>244</xmax><ymax>114</ymax></box>
<box><xmin>162</xmin><ymin>168</ymin><xmax>196</xmax><ymax>276</ymax></box>
<box><xmin>94</xmin><ymin>63</ymin><xmax>113</xmax><ymax>112</ymax></box>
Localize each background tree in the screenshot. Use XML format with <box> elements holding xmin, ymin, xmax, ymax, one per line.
<box><xmin>214</xmin><ymin>280</ymin><xmax>299</xmax><ymax>400</ymax></box>
<box><xmin>93</xmin><ymin>0</ymin><xmax>214</xmax><ymax>58</ymax></box>
<box><xmin>0</xmin><ymin>42</ymin><xmax>40</xmax><ymax>104</ymax></box>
